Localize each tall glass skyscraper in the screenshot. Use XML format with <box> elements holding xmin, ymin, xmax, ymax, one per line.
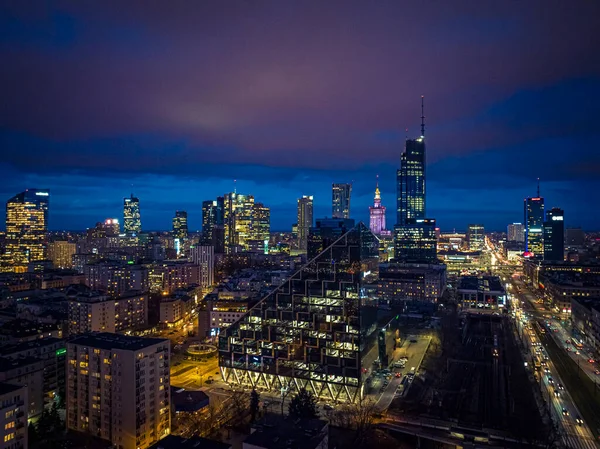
<box><xmin>332</xmin><ymin>183</ymin><xmax>352</xmax><ymax>219</ymax></box>
<box><xmin>218</xmin><ymin>222</ymin><xmax>380</xmax><ymax>402</ymax></box>
<box><xmin>123</xmin><ymin>194</ymin><xmax>141</xmax><ymax>237</ymax></box>
<box><xmin>396</xmin><ymin>136</ymin><xmax>426</xmax><ymax>226</ymax></box>
<box><xmin>543</xmin><ymin>207</ymin><xmax>564</xmax><ymax>261</ymax></box>
<box><xmin>524</xmin><ymin>196</ymin><xmax>544</xmax><ymax>257</ymax></box>
<box><xmin>297</xmin><ymin>195</ymin><xmax>314</xmax><ymax>251</ymax></box>
<box><xmin>1</xmin><ymin>189</ymin><xmax>49</xmax><ymax>273</ymax></box>
<box><xmin>201</xmin><ymin>197</ymin><xmax>225</xmax><ymax>252</ymax></box>
<box><xmin>172</xmin><ymin>210</ymin><xmax>188</xmax><ymax>240</ymax></box>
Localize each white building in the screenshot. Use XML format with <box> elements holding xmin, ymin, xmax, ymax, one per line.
<box><xmin>67</xmin><ymin>333</ymin><xmax>171</xmax><ymax>449</ymax></box>
<box><xmin>0</xmin><ymin>383</ymin><xmax>27</xmax><ymax>449</ymax></box>
<box><xmin>190</xmin><ymin>246</ymin><xmax>214</xmax><ymax>289</ymax></box>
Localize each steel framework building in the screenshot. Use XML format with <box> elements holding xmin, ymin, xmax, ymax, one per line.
<box><xmin>218</xmin><ymin>222</ymin><xmax>379</xmax><ymax>402</ymax></box>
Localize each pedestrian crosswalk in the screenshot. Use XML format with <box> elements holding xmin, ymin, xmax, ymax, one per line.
<box><xmin>563</xmin><ymin>434</ymin><xmax>599</xmax><ymax>449</ymax></box>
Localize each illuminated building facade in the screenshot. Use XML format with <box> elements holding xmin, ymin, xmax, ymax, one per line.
<box><xmin>224</xmin><ymin>192</ymin><xmax>254</xmax><ymax>252</ymax></box>
<box><xmin>332</xmin><ymin>183</ymin><xmax>352</xmax><ymax>219</ymax></box>
<box><xmin>251</xmin><ymin>202</ymin><xmax>271</xmax><ymax>244</ymax></box>
<box><xmin>48</xmin><ymin>240</ymin><xmax>76</xmax><ymax>269</ymax></box>
<box><xmin>104</xmin><ymin>218</ymin><xmax>120</xmax><ymax>236</ymax></box>
<box><xmin>397</xmin><ymin>137</ymin><xmax>425</xmax><ymax>226</ymax></box>
<box><xmin>378</xmin><ymin>262</ymin><xmax>446</xmax><ymax>303</ymax></box>
<box><xmin>2</xmin><ymin>189</ymin><xmax>49</xmax><ymax>273</ymax></box>
<box><xmin>507</xmin><ymin>223</ymin><xmax>525</xmax><ymax>243</ymax></box>
<box><xmin>467</xmin><ymin>224</ymin><xmax>485</xmax><ymax>251</ymax></box>
<box><xmin>307</xmin><ymin>218</ymin><xmax>355</xmax><ymax>260</ymax></box>
<box><xmin>543</xmin><ymin>207</ymin><xmax>564</xmax><ymax>262</ymax></box>
<box><xmin>394</xmin><ymin>218</ymin><xmax>437</xmax><ymax>263</ymax></box>
<box><xmin>123</xmin><ymin>194</ymin><xmax>142</xmax><ymax>237</ymax></box>
<box><xmin>297</xmin><ymin>196</ymin><xmax>314</xmax><ymax>251</ymax></box>
<box><xmin>172</xmin><ymin>210</ymin><xmax>188</xmax><ymax>240</ymax></box>
<box><xmin>201</xmin><ymin>198</ymin><xmax>225</xmax><ymax>252</ymax></box>
<box><xmin>524</xmin><ymin>196</ymin><xmax>544</xmax><ymax>257</ymax></box>
<box><xmin>190</xmin><ymin>245</ymin><xmax>215</xmax><ymax>289</ymax></box>
<box><xmin>219</xmin><ymin>223</ymin><xmax>379</xmax><ymax>402</ymax></box>
<box><xmin>67</xmin><ymin>333</ymin><xmax>171</xmax><ymax>449</ymax></box>
<box><xmin>368</xmin><ymin>179</ymin><xmax>387</xmax><ymax>235</ymax></box>
<box><xmin>0</xmin><ymin>383</ymin><xmax>28</xmax><ymax>449</ymax></box>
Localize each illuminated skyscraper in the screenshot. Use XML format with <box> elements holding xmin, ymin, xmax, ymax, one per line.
<box><xmin>332</xmin><ymin>183</ymin><xmax>352</xmax><ymax>219</ymax></box>
<box><xmin>103</xmin><ymin>218</ymin><xmax>120</xmax><ymax>236</ymax></box>
<box><xmin>123</xmin><ymin>194</ymin><xmax>141</xmax><ymax>237</ymax></box>
<box><xmin>467</xmin><ymin>224</ymin><xmax>485</xmax><ymax>251</ymax></box>
<box><xmin>297</xmin><ymin>196</ymin><xmax>313</xmax><ymax>251</ymax></box>
<box><xmin>394</xmin><ymin>218</ymin><xmax>437</xmax><ymax>262</ymax></box>
<box><xmin>524</xmin><ymin>183</ymin><xmax>544</xmax><ymax>257</ymax></box>
<box><xmin>543</xmin><ymin>207</ymin><xmax>564</xmax><ymax>261</ymax></box>
<box><xmin>172</xmin><ymin>211</ymin><xmax>188</xmax><ymax>240</ymax></box>
<box><xmin>369</xmin><ymin>178</ymin><xmax>387</xmax><ymax>235</ymax></box>
<box><xmin>397</xmin><ymin>98</ymin><xmax>426</xmax><ymax>226</ymax></box>
<box><xmin>507</xmin><ymin>223</ymin><xmax>525</xmax><ymax>243</ymax></box>
<box><xmin>251</xmin><ymin>202</ymin><xmax>270</xmax><ymax>244</ymax></box>
<box><xmin>224</xmin><ymin>192</ymin><xmax>254</xmax><ymax>252</ymax></box>
<box><xmin>201</xmin><ymin>197</ymin><xmax>225</xmax><ymax>253</ymax></box>
<box><xmin>48</xmin><ymin>240</ymin><xmax>76</xmax><ymax>269</ymax></box>
<box><xmin>1</xmin><ymin>189</ymin><xmax>49</xmax><ymax>273</ymax></box>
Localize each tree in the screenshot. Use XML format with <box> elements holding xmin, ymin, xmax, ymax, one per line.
<box><xmin>288</xmin><ymin>388</ymin><xmax>318</xmax><ymax>420</ymax></box>
<box><xmin>250</xmin><ymin>389</ymin><xmax>260</xmax><ymax>422</ymax></box>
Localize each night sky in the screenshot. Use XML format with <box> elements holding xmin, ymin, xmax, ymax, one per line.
<box><xmin>1</xmin><ymin>2</ymin><xmax>600</xmax><ymax>232</ymax></box>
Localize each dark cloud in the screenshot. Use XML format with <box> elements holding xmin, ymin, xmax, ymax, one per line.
<box><xmin>1</xmin><ymin>2</ymin><xmax>599</xmax><ymax>231</ymax></box>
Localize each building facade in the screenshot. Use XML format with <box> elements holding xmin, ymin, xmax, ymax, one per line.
<box><xmin>190</xmin><ymin>245</ymin><xmax>214</xmax><ymax>289</ymax></box>
<box><xmin>394</xmin><ymin>218</ymin><xmax>437</xmax><ymax>263</ymax></box>
<box><xmin>0</xmin><ymin>383</ymin><xmax>27</xmax><ymax>449</ymax></box>
<box><xmin>331</xmin><ymin>183</ymin><xmax>352</xmax><ymax>219</ymax></box>
<box><xmin>172</xmin><ymin>211</ymin><xmax>188</xmax><ymax>241</ymax></box>
<box><xmin>297</xmin><ymin>196</ymin><xmax>314</xmax><ymax>251</ymax></box>
<box><xmin>219</xmin><ymin>223</ymin><xmax>379</xmax><ymax>403</ymax></box>
<box><xmin>48</xmin><ymin>240</ymin><xmax>76</xmax><ymax>269</ymax></box>
<box><xmin>396</xmin><ymin>136</ymin><xmax>425</xmax><ymax>226</ymax></box>
<box><xmin>378</xmin><ymin>262</ymin><xmax>446</xmax><ymax>303</ymax></box>
<box><xmin>2</xmin><ymin>189</ymin><xmax>50</xmax><ymax>273</ymax></box>
<box><xmin>543</xmin><ymin>207</ymin><xmax>564</xmax><ymax>262</ymax></box>
<box><xmin>524</xmin><ymin>196</ymin><xmax>544</xmax><ymax>257</ymax></box>
<box><xmin>123</xmin><ymin>194</ymin><xmax>142</xmax><ymax>237</ymax></box>
<box><xmin>467</xmin><ymin>224</ymin><xmax>484</xmax><ymax>251</ymax></box>
<box><xmin>507</xmin><ymin>223</ymin><xmax>525</xmax><ymax>243</ymax></box>
<box><xmin>201</xmin><ymin>198</ymin><xmax>225</xmax><ymax>253</ymax></box>
<box><xmin>67</xmin><ymin>333</ymin><xmax>171</xmax><ymax>449</ymax></box>
<box><xmin>368</xmin><ymin>180</ymin><xmax>387</xmax><ymax>236</ymax></box>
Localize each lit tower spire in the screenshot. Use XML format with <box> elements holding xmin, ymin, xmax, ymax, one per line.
<box><xmin>421</xmin><ymin>95</ymin><xmax>425</xmax><ymax>137</ymax></box>
<box><xmin>374</xmin><ymin>174</ymin><xmax>381</xmax><ymax>202</ymax></box>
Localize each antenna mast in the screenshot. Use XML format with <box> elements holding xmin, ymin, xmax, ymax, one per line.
<box><xmin>421</xmin><ymin>95</ymin><xmax>425</xmax><ymax>137</ymax></box>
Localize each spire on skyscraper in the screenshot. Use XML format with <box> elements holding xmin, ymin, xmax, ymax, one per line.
<box><xmin>375</xmin><ymin>175</ymin><xmax>380</xmax><ymax>200</ymax></box>
<box><xmin>420</xmin><ymin>95</ymin><xmax>425</xmax><ymax>137</ymax></box>
<box><xmin>537</xmin><ymin>178</ymin><xmax>540</xmax><ymax>197</ymax></box>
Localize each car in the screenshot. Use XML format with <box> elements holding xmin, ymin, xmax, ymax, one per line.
<box><xmin>553</xmin><ymin>389</ymin><xmax>560</xmax><ymax>397</ymax></box>
<box><xmin>410</xmin><ymin>339</ymin><xmax>418</xmax><ymax>343</ymax></box>
<box><xmin>562</xmin><ymin>408</ymin><xmax>569</xmax><ymax>416</ymax></box>
<box><xmin>576</xmin><ymin>416</ymin><xmax>583</xmax><ymax>425</ymax></box>
<box><xmin>395</xmin><ymin>372</ymin><xmax>402</xmax><ymax>378</ymax></box>
<box><xmin>589</xmin><ymin>359</ymin><xmax>595</xmax><ymax>364</ymax></box>
<box><xmin>544</xmin><ymin>367</ymin><xmax>550</xmax><ymax>374</ymax></box>
<box><xmin>566</xmin><ymin>347</ymin><xmax>571</xmax><ymax>352</ymax></box>
<box><xmin>548</xmin><ymin>377</ymin><xmax>554</xmax><ymax>384</ymax></box>
<box><xmin>558</xmin><ymin>383</ymin><xmax>564</xmax><ymax>390</ymax></box>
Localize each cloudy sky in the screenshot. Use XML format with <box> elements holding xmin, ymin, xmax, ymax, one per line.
<box><xmin>1</xmin><ymin>1</ymin><xmax>599</xmax><ymax>231</ymax></box>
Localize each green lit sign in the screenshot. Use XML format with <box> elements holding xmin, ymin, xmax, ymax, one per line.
<box><xmin>56</xmin><ymin>348</ymin><xmax>67</xmax><ymax>356</ymax></box>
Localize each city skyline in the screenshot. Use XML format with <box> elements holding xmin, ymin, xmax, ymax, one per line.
<box><xmin>1</xmin><ymin>3</ymin><xmax>600</xmax><ymax>231</ymax></box>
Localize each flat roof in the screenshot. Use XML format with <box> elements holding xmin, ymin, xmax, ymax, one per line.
<box><xmin>0</xmin><ymin>382</ymin><xmax>24</xmax><ymax>396</ymax></box>
<box><xmin>68</xmin><ymin>332</ymin><xmax>168</xmax><ymax>352</ymax></box>
<box><xmin>0</xmin><ymin>337</ymin><xmax>64</xmax><ymax>356</ymax></box>
<box><xmin>0</xmin><ymin>356</ymin><xmax>42</xmax><ymax>372</ymax></box>
<box><xmin>244</xmin><ymin>414</ymin><xmax>328</xmax><ymax>449</ymax></box>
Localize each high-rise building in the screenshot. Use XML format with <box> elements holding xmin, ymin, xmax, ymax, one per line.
<box><xmin>467</xmin><ymin>224</ymin><xmax>485</xmax><ymax>251</ymax></box>
<box><xmin>224</xmin><ymin>192</ymin><xmax>254</xmax><ymax>251</ymax></box>
<box><xmin>507</xmin><ymin>223</ymin><xmax>525</xmax><ymax>243</ymax></box>
<box><xmin>1</xmin><ymin>189</ymin><xmax>49</xmax><ymax>273</ymax></box>
<box><xmin>332</xmin><ymin>183</ymin><xmax>352</xmax><ymax>219</ymax></box>
<box><xmin>565</xmin><ymin>227</ymin><xmax>585</xmax><ymax>248</ymax></box>
<box><xmin>543</xmin><ymin>207</ymin><xmax>564</xmax><ymax>262</ymax></box>
<box><xmin>123</xmin><ymin>194</ymin><xmax>142</xmax><ymax>237</ymax></box>
<box><xmin>201</xmin><ymin>198</ymin><xmax>225</xmax><ymax>253</ymax></box>
<box><xmin>394</xmin><ymin>218</ymin><xmax>437</xmax><ymax>263</ymax></box>
<box><xmin>397</xmin><ymin>98</ymin><xmax>426</xmax><ymax>226</ymax></box>
<box><xmin>296</xmin><ymin>196</ymin><xmax>314</xmax><ymax>251</ymax></box>
<box><xmin>524</xmin><ymin>188</ymin><xmax>544</xmax><ymax>257</ymax></box>
<box><xmin>67</xmin><ymin>333</ymin><xmax>171</xmax><ymax>449</ymax></box>
<box><xmin>0</xmin><ymin>383</ymin><xmax>28</xmax><ymax>449</ymax></box>
<box><xmin>48</xmin><ymin>240</ymin><xmax>76</xmax><ymax>269</ymax></box>
<box><xmin>251</xmin><ymin>202</ymin><xmax>270</xmax><ymax>244</ymax></box>
<box><xmin>219</xmin><ymin>222</ymin><xmax>380</xmax><ymax>403</ymax></box>
<box><xmin>307</xmin><ymin>217</ymin><xmax>355</xmax><ymax>260</ymax></box>
<box><xmin>104</xmin><ymin>218</ymin><xmax>120</xmax><ymax>236</ymax></box>
<box><xmin>172</xmin><ymin>211</ymin><xmax>188</xmax><ymax>240</ymax></box>
<box><xmin>190</xmin><ymin>245</ymin><xmax>214</xmax><ymax>289</ymax></box>
<box><xmin>369</xmin><ymin>179</ymin><xmax>387</xmax><ymax>235</ymax></box>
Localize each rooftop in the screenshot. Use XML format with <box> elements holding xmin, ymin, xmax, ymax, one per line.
<box><xmin>68</xmin><ymin>332</ymin><xmax>169</xmax><ymax>352</ymax></box>
<box><xmin>244</xmin><ymin>414</ymin><xmax>328</xmax><ymax>449</ymax></box>
<box><xmin>0</xmin><ymin>382</ymin><xmax>24</xmax><ymax>396</ymax></box>
<box><xmin>170</xmin><ymin>387</ymin><xmax>209</xmax><ymax>412</ymax></box>
<box><xmin>0</xmin><ymin>356</ymin><xmax>43</xmax><ymax>373</ymax></box>
<box><xmin>0</xmin><ymin>337</ymin><xmax>64</xmax><ymax>357</ymax></box>
<box><xmin>148</xmin><ymin>435</ymin><xmax>231</xmax><ymax>449</ymax></box>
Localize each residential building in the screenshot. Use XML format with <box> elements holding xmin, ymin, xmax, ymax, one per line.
<box><xmin>0</xmin><ymin>357</ymin><xmax>44</xmax><ymax>419</ymax></box>
<box><xmin>0</xmin><ymin>383</ymin><xmax>27</xmax><ymax>449</ymax></box>
<box><xmin>507</xmin><ymin>223</ymin><xmax>525</xmax><ymax>243</ymax></box>
<box><xmin>378</xmin><ymin>262</ymin><xmax>446</xmax><ymax>303</ymax></box>
<box><xmin>189</xmin><ymin>245</ymin><xmax>214</xmax><ymax>289</ymax></box>
<box><xmin>67</xmin><ymin>333</ymin><xmax>171</xmax><ymax>449</ymax></box>
<box><xmin>48</xmin><ymin>241</ymin><xmax>76</xmax><ymax>269</ymax></box>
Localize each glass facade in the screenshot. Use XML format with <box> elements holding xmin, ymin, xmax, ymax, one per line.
<box><xmin>297</xmin><ymin>196</ymin><xmax>314</xmax><ymax>251</ymax></box>
<box><xmin>524</xmin><ymin>197</ymin><xmax>544</xmax><ymax>257</ymax></box>
<box><xmin>332</xmin><ymin>183</ymin><xmax>352</xmax><ymax>219</ymax></box>
<box><xmin>123</xmin><ymin>194</ymin><xmax>141</xmax><ymax>237</ymax></box>
<box><xmin>543</xmin><ymin>207</ymin><xmax>564</xmax><ymax>262</ymax></box>
<box><xmin>393</xmin><ymin>218</ymin><xmax>437</xmax><ymax>263</ymax></box>
<box><xmin>1</xmin><ymin>189</ymin><xmax>49</xmax><ymax>273</ymax></box>
<box><xmin>201</xmin><ymin>197</ymin><xmax>225</xmax><ymax>252</ymax></box>
<box><xmin>397</xmin><ymin>137</ymin><xmax>426</xmax><ymax>226</ymax></box>
<box><xmin>218</xmin><ymin>222</ymin><xmax>379</xmax><ymax>402</ymax></box>
<box><xmin>172</xmin><ymin>210</ymin><xmax>188</xmax><ymax>240</ymax></box>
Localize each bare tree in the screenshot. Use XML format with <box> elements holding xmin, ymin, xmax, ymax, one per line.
<box><xmin>328</xmin><ymin>397</ymin><xmax>378</xmax><ymax>444</ymax></box>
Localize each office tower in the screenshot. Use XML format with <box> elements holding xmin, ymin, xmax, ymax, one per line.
<box><xmin>1</xmin><ymin>189</ymin><xmax>49</xmax><ymax>273</ymax></box>
<box><xmin>397</xmin><ymin>98</ymin><xmax>426</xmax><ymax>226</ymax></box>
<box><xmin>394</xmin><ymin>218</ymin><xmax>437</xmax><ymax>263</ymax></box>
<box><xmin>172</xmin><ymin>211</ymin><xmax>188</xmax><ymax>240</ymax></box>
<box><xmin>201</xmin><ymin>198</ymin><xmax>225</xmax><ymax>253</ymax></box>
<box><xmin>307</xmin><ymin>218</ymin><xmax>355</xmax><ymax>259</ymax></box>
<box><xmin>369</xmin><ymin>179</ymin><xmax>387</xmax><ymax>235</ymax></box>
<box><xmin>223</xmin><ymin>192</ymin><xmax>254</xmax><ymax>252</ymax></box>
<box><xmin>297</xmin><ymin>196</ymin><xmax>314</xmax><ymax>251</ymax></box>
<box><xmin>67</xmin><ymin>333</ymin><xmax>170</xmax><ymax>449</ymax></box>
<box><xmin>543</xmin><ymin>208</ymin><xmax>564</xmax><ymax>261</ymax></box>
<box><xmin>467</xmin><ymin>224</ymin><xmax>485</xmax><ymax>251</ymax></box>
<box><xmin>507</xmin><ymin>223</ymin><xmax>525</xmax><ymax>243</ymax></box>
<box><xmin>251</xmin><ymin>202</ymin><xmax>270</xmax><ymax>243</ymax></box>
<box><xmin>104</xmin><ymin>218</ymin><xmax>120</xmax><ymax>236</ymax></box>
<box><xmin>123</xmin><ymin>194</ymin><xmax>142</xmax><ymax>237</ymax></box>
<box><xmin>524</xmin><ymin>183</ymin><xmax>544</xmax><ymax>256</ymax></box>
<box><xmin>190</xmin><ymin>245</ymin><xmax>214</xmax><ymax>289</ymax></box>
<box><xmin>0</xmin><ymin>383</ymin><xmax>28</xmax><ymax>449</ymax></box>
<box><xmin>219</xmin><ymin>222</ymin><xmax>379</xmax><ymax>403</ymax></box>
<box><xmin>332</xmin><ymin>183</ymin><xmax>352</xmax><ymax>219</ymax></box>
<box><xmin>48</xmin><ymin>240</ymin><xmax>76</xmax><ymax>269</ymax></box>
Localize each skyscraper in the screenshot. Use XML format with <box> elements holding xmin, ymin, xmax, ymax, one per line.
<box><xmin>219</xmin><ymin>222</ymin><xmax>380</xmax><ymax>403</ymax></box>
<box><xmin>332</xmin><ymin>183</ymin><xmax>352</xmax><ymax>219</ymax></box>
<box><xmin>524</xmin><ymin>184</ymin><xmax>544</xmax><ymax>257</ymax></box>
<box><xmin>467</xmin><ymin>224</ymin><xmax>485</xmax><ymax>251</ymax></box>
<box><xmin>507</xmin><ymin>223</ymin><xmax>525</xmax><ymax>243</ymax></box>
<box><xmin>393</xmin><ymin>218</ymin><xmax>437</xmax><ymax>262</ymax></box>
<box><xmin>543</xmin><ymin>207</ymin><xmax>564</xmax><ymax>261</ymax></box>
<box><xmin>369</xmin><ymin>178</ymin><xmax>387</xmax><ymax>235</ymax></box>
<box><xmin>172</xmin><ymin>210</ymin><xmax>188</xmax><ymax>240</ymax></box>
<box><xmin>397</xmin><ymin>97</ymin><xmax>426</xmax><ymax>226</ymax></box>
<box><xmin>48</xmin><ymin>240</ymin><xmax>76</xmax><ymax>269</ymax></box>
<box><xmin>251</xmin><ymin>202</ymin><xmax>270</xmax><ymax>244</ymax></box>
<box><xmin>201</xmin><ymin>197</ymin><xmax>225</xmax><ymax>253</ymax></box>
<box><xmin>123</xmin><ymin>194</ymin><xmax>141</xmax><ymax>237</ymax></box>
<box><xmin>1</xmin><ymin>189</ymin><xmax>49</xmax><ymax>273</ymax></box>
<box><xmin>297</xmin><ymin>196</ymin><xmax>313</xmax><ymax>251</ymax></box>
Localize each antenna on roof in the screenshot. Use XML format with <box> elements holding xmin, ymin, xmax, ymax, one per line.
<box><xmin>420</xmin><ymin>95</ymin><xmax>425</xmax><ymax>137</ymax></box>
<box><xmin>537</xmin><ymin>178</ymin><xmax>540</xmax><ymax>197</ymax></box>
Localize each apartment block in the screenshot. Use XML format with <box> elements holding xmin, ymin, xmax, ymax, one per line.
<box><xmin>0</xmin><ymin>383</ymin><xmax>27</xmax><ymax>449</ymax></box>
